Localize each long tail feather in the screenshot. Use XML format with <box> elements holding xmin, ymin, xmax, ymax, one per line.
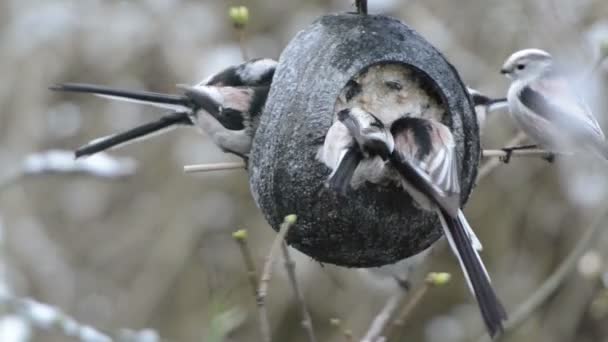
<box><xmin>75</xmin><ymin>112</ymin><xmax>192</xmax><ymax>158</ymax></box>
<box><xmin>458</xmin><ymin>210</ymin><xmax>483</xmax><ymax>252</ymax></box>
<box><xmin>50</xmin><ymin>83</ymin><xmax>191</xmax><ymax>111</ymax></box>
<box><xmin>327</xmin><ymin>147</ymin><xmax>362</xmax><ymax>194</ymax></box>
<box><xmin>438</xmin><ymin>209</ymin><xmax>507</xmax><ymax>338</ymax></box>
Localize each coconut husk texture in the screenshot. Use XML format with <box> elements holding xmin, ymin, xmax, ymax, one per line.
<box><xmin>249</xmin><ymin>13</ymin><xmax>480</xmax><ymax>267</ymax></box>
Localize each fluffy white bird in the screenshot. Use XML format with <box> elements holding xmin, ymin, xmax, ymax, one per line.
<box><xmin>501</xmin><ymin>48</ymin><xmax>607</xmax><ymax>160</ymax></box>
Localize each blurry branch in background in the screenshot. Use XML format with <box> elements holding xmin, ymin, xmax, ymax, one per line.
<box><xmin>256</xmin><ymin>214</ymin><xmax>297</xmax><ymax>342</ymax></box>
<box><xmin>233</xmin><ymin>230</ymin><xmax>260</xmax><ymax>302</ymax></box>
<box><xmin>475</xmin><ymin>206</ymin><xmax>608</xmax><ymax>342</ymax></box>
<box><xmin>329</xmin><ymin>318</ymin><xmax>354</xmax><ymax>342</ymax></box>
<box><xmin>206</xmin><ymin>306</ymin><xmax>247</xmax><ymax>342</ymax></box>
<box><xmin>0</xmin><ymin>296</ymin><xmax>159</xmax><ymax>342</ymax></box>
<box><xmin>384</xmin><ymin>273</ymin><xmax>452</xmax><ymax>340</ymax></box>
<box><xmin>183</xmin><ymin>161</ymin><xmax>245</xmax><ymax>173</ymax></box>
<box><xmin>229</xmin><ymin>6</ymin><xmax>250</xmax><ymax>60</ymax></box>
<box><xmin>0</xmin><ymin>216</ymin><xmax>157</xmax><ymax>342</ymax></box>
<box><xmin>232</xmin><ymin>229</ymin><xmax>268</xmax><ymax>341</ymax></box>
<box><xmin>361</xmin><ymin>272</ymin><xmax>451</xmax><ymax>342</ymax></box>
<box><xmin>0</xmin><ymin>150</ymin><xmax>136</xmax><ymax>193</ymax></box>
<box><xmin>281</xmin><ymin>240</ymin><xmax>318</xmax><ymax>342</ymax></box>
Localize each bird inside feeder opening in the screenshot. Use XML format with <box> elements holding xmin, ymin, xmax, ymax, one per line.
<box><xmin>319</xmin><ymin>62</ymin><xmax>449</xmax><ymax>191</ymax></box>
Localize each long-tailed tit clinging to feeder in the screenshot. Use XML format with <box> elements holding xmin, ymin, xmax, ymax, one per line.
<box><xmin>322</xmin><ymin>108</ymin><xmax>507</xmax><ymax>337</ymax></box>
<box><xmin>50</xmin><ymin>58</ymin><xmax>277</xmax><ymax>159</ymax></box>
<box><xmin>501</xmin><ymin>49</ymin><xmax>607</xmax><ymax>160</ymax></box>
<box><xmin>317</xmin><ymin>107</ymin><xmax>394</xmax><ymax>193</ymax></box>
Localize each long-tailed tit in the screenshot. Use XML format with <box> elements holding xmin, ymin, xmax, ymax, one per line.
<box><xmin>322</xmin><ymin>108</ymin><xmax>507</xmax><ymax>337</ymax></box>
<box><xmin>317</xmin><ymin>107</ymin><xmax>394</xmax><ymax>193</ymax></box>
<box><xmin>501</xmin><ymin>49</ymin><xmax>608</xmax><ymax>159</ymax></box>
<box><xmin>467</xmin><ymin>87</ymin><xmax>508</xmax><ymax>133</ymax></box>
<box><xmin>50</xmin><ymin>58</ymin><xmax>277</xmax><ymax>159</ymax></box>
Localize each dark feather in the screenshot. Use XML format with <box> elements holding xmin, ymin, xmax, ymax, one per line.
<box><xmin>205</xmin><ymin>58</ymin><xmax>275</xmax><ymax>87</ymax></box>
<box><xmin>344</xmin><ymin>80</ymin><xmax>362</xmax><ymax>101</ymax></box>
<box><xmin>327</xmin><ymin>147</ymin><xmax>363</xmax><ymax>194</ymax></box>
<box><xmin>442</xmin><ymin>211</ymin><xmax>507</xmax><ymax>337</ymax></box>
<box><xmin>50</xmin><ymin>83</ymin><xmax>190</xmax><ymax>107</ymax></box>
<box><xmin>519</xmin><ymin>86</ymin><xmax>559</xmax><ymax>122</ymax></box>
<box><xmin>390</xmin><ymin>150</ymin><xmax>506</xmax><ymax>337</ymax></box>
<box><xmin>390</xmin><ymin>117</ymin><xmax>433</xmax><ymax>160</ymax></box>
<box><xmin>75</xmin><ymin>112</ymin><xmax>192</xmax><ymax>158</ymax></box>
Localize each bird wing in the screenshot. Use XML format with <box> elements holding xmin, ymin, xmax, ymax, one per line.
<box><xmin>523</xmin><ymin>76</ymin><xmax>605</xmax><ymax>140</ymax></box>
<box><xmin>392</xmin><ymin>119</ymin><xmax>461</xmax><ymax>216</ymax></box>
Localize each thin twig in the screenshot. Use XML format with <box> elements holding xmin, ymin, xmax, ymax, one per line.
<box><xmin>183</xmin><ymin>162</ymin><xmax>245</xmax><ymax>173</ymax></box>
<box><xmin>257</xmin><ymin>215</ymin><xmax>298</xmax><ymax>342</ymax></box>
<box><xmin>238</xmin><ymin>30</ymin><xmax>249</xmax><ymax>61</ymax></box>
<box><xmin>228</xmin><ymin>6</ymin><xmax>249</xmax><ymax>60</ymax></box>
<box><xmin>482</xmin><ymin>149</ymin><xmax>566</xmax><ymax>159</ymax></box>
<box><xmin>361</xmin><ymin>292</ymin><xmax>404</xmax><ymax>342</ymax></box>
<box><xmin>281</xmin><ymin>242</ymin><xmax>317</xmax><ymax>342</ymax></box>
<box><xmin>363</xmin><ymin>273</ymin><xmax>450</xmax><ymax>342</ymax></box>
<box><xmin>475</xmin><ymin>206</ymin><xmax>608</xmax><ymax>342</ymax></box>
<box><xmin>233</xmin><ymin>230</ymin><xmax>271</xmax><ymax>342</ymax></box>
<box><xmin>384</xmin><ymin>283</ymin><xmax>430</xmax><ymax>340</ymax></box>
<box><xmin>232</xmin><ymin>229</ymin><xmax>261</xmax><ymax>299</ymax></box>
<box><xmin>329</xmin><ymin>319</ymin><xmax>354</xmax><ymax>342</ymax></box>
<box><xmin>476</xmin><ymin>132</ymin><xmax>527</xmax><ymax>181</ymax></box>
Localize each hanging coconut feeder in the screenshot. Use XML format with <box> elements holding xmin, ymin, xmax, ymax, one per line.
<box><xmin>249</xmin><ymin>13</ymin><xmax>480</xmax><ymax>267</ymax></box>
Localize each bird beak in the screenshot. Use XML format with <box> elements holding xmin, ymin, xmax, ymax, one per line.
<box><xmin>500</xmin><ymin>68</ymin><xmax>509</xmax><ymax>75</ymax></box>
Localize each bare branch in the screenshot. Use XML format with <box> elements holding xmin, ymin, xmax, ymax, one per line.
<box><xmin>482</xmin><ymin>149</ymin><xmax>565</xmax><ymax>159</ymax></box>
<box><xmin>233</xmin><ymin>230</ymin><xmax>259</xmax><ymax>299</ymax></box>
<box><xmin>256</xmin><ymin>215</ymin><xmax>298</xmax><ymax>342</ymax></box>
<box><xmin>361</xmin><ymin>292</ymin><xmax>405</xmax><ymax>342</ymax></box>
<box><xmin>281</xmin><ymin>242</ymin><xmax>318</xmax><ymax>342</ymax></box>
<box><xmin>183</xmin><ymin>162</ymin><xmax>245</xmax><ymax>173</ymax></box>
<box><xmin>229</xmin><ymin>6</ymin><xmax>250</xmax><ymax>60</ymax></box>
<box><xmin>362</xmin><ymin>273</ymin><xmax>451</xmax><ymax>342</ymax></box>
<box><xmin>475</xmin><ymin>206</ymin><xmax>608</xmax><ymax>342</ymax></box>
<box><xmin>477</xmin><ymin>132</ymin><xmax>527</xmax><ymax>181</ymax></box>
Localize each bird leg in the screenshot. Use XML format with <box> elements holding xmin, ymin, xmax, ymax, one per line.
<box><xmin>500</xmin><ymin>144</ymin><xmax>538</xmax><ymax>163</ymax></box>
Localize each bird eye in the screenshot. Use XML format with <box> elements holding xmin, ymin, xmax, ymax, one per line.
<box><xmin>385</xmin><ymin>81</ymin><xmax>403</xmax><ymax>91</ymax></box>
<box><xmin>516</xmin><ymin>64</ymin><xmax>525</xmax><ymax>70</ymax></box>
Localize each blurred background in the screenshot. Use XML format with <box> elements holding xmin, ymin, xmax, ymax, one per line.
<box><xmin>1</xmin><ymin>0</ymin><xmax>608</xmax><ymax>341</ymax></box>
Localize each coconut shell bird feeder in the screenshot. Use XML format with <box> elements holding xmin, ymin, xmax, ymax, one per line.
<box><xmin>249</xmin><ymin>12</ymin><xmax>480</xmax><ymax>267</ymax></box>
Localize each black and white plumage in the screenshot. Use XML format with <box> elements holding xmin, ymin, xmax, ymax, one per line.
<box><xmin>501</xmin><ymin>49</ymin><xmax>608</xmax><ymax>159</ymax></box>
<box><xmin>317</xmin><ymin>107</ymin><xmax>394</xmax><ymax>193</ymax></box>
<box><xmin>320</xmin><ymin>108</ymin><xmax>507</xmax><ymax>337</ymax></box>
<box><xmin>50</xmin><ymin>58</ymin><xmax>277</xmax><ymax>159</ymax></box>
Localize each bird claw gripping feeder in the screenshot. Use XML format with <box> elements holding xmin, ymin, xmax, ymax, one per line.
<box><xmin>249</xmin><ymin>13</ymin><xmax>480</xmax><ymax>267</ymax></box>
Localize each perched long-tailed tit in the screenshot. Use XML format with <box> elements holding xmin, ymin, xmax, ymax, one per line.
<box><xmin>50</xmin><ymin>58</ymin><xmax>277</xmax><ymax>159</ymax></box>
<box><xmin>467</xmin><ymin>87</ymin><xmax>508</xmax><ymax>132</ymax></box>
<box><xmin>317</xmin><ymin>107</ymin><xmax>394</xmax><ymax>193</ymax></box>
<box><xmin>322</xmin><ymin>108</ymin><xmax>507</xmax><ymax>337</ymax></box>
<box><xmin>501</xmin><ymin>49</ymin><xmax>608</xmax><ymax>159</ymax></box>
